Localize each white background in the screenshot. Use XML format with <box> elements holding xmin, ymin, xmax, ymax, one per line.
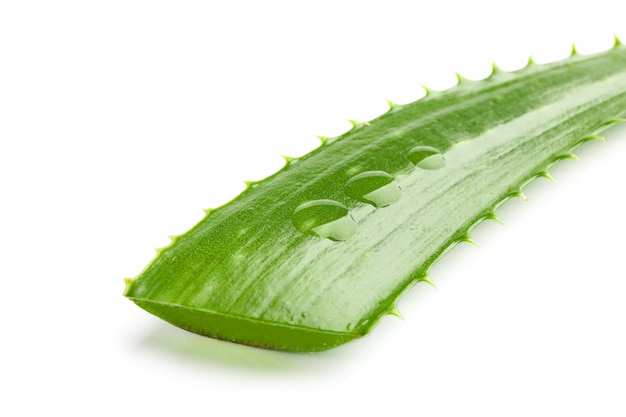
<box><xmin>1</xmin><ymin>1</ymin><xmax>625</xmax><ymax>416</ymax></box>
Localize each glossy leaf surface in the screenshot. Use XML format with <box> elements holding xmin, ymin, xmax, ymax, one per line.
<box><xmin>125</xmin><ymin>42</ymin><xmax>626</xmax><ymax>351</ymax></box>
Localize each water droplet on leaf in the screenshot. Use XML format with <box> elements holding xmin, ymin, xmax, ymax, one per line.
<box><xmin>345</xmin><ymin>171</ymin><xmax>401</xmax><ymax>207</ymax></box>
<box><xmin>408</xmin><ymin>145</ymin><xmax>445</xmax><ymax>170</ymax></box>
<box><xmin>292</xmin><ymin>200</ymin><xmax>357</xmax><ymax>241</ymax></box>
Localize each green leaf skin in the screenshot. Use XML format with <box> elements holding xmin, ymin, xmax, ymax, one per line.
<box><xmin>125</xmin><ymin>41</ymin><xmax>626</xmax><ymax>351</ymax></box>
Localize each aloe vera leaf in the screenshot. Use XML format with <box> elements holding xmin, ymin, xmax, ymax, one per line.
<box><xmin>125</xmin><ymin>41</ymin><xmax>626</xmax><ymax>351</ymax></box>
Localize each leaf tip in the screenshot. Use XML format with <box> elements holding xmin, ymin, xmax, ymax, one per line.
<box><xmin>570</xmin><ymin>42</ymin><xmax>578</xmax><ymax>56</ymax></box>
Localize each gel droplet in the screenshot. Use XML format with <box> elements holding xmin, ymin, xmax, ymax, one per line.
<box><xmin>345</xmin><ymin>171</ymin><xmax>401</xmax><ymax>207</ymax></box>
<box><xmin>408</xmin><ymin>145</ymin><xmax>445</xmax><ymax>170</ymax></box>
<box><xmin>292</xmin><ymin>200</ymin><xmax>357</xmax><ymax>241</ymax></box>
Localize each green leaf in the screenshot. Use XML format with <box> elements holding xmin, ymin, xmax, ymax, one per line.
<box><xmin>125</xmin><ymin>41</ymin><xmax>626</xmax><ymax>351</ymax></box>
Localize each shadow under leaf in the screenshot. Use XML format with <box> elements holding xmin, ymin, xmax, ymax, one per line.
<box><xmin>135</xmin><ymin>321</ymin><xmax>358</xmax><ymax>375</ymax></box>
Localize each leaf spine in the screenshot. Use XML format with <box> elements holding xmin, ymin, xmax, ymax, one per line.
<box><xmin>281</xmin><ymin>155</ymin><xmax>294</xmax><ymax>166</ymax></box>
<box><xmin>579</xmin><ymin>135</ymin><xmax>606</xmax><ymax>144</ymax></box>
<box><xmin>460</xmin><ymin>233</ymin><xmax>478</xmax><ymax>246</ymax></box>
<box><xmin>314</xmin><ymin>135</ymin><xmax>328</xmax><ymax>146</ymax></box>
<box><xmin>511</xmin><ymin>190</ymin><xmax>528</xmax><ymax>201</ymax></box>
<box><xmin>614</xmin><ymin>33</ymin><xmax>622</xmax><ymax>47</ymax></box>
<box><xmin>490</xmin><ymin>62</ymin><xmax>503</xmax><ymax>76</ymax></box>
<box><xmin>485</xmin><ymin>211</ymin><xmax>503</xmax><ymax>224</ymax></box>
<box><xmin>601</xmin><ymin>118</ymin><xmax>626</xmax><ymax>128</ymax></box>
<box><xmin>347</xmin><ymin>119</ymin><xmax>369</xmax><ymax>130</ymax></box>
<box><xmin>123</xmin><ymin>278</ymin><xmax>134</xmax><ymax>296</ymax></box>
<box><xmin>419</xmin><ymin>276</ymin><xmax>436</xmax><ymax>288</ymax></box>
<box><xmin>536</xmin><ymin>170</ymin><xmax>555</xmax><ymax>182</ymax></box>
<box><xmin>386</xmin><ymin>304</ymin><xmax>403</xmax><ymax>319</ymax></box>
<box><xmin>244</xmin><ymin>180</ymin><xmax>260</xmax><ymax>189</ymax></box>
